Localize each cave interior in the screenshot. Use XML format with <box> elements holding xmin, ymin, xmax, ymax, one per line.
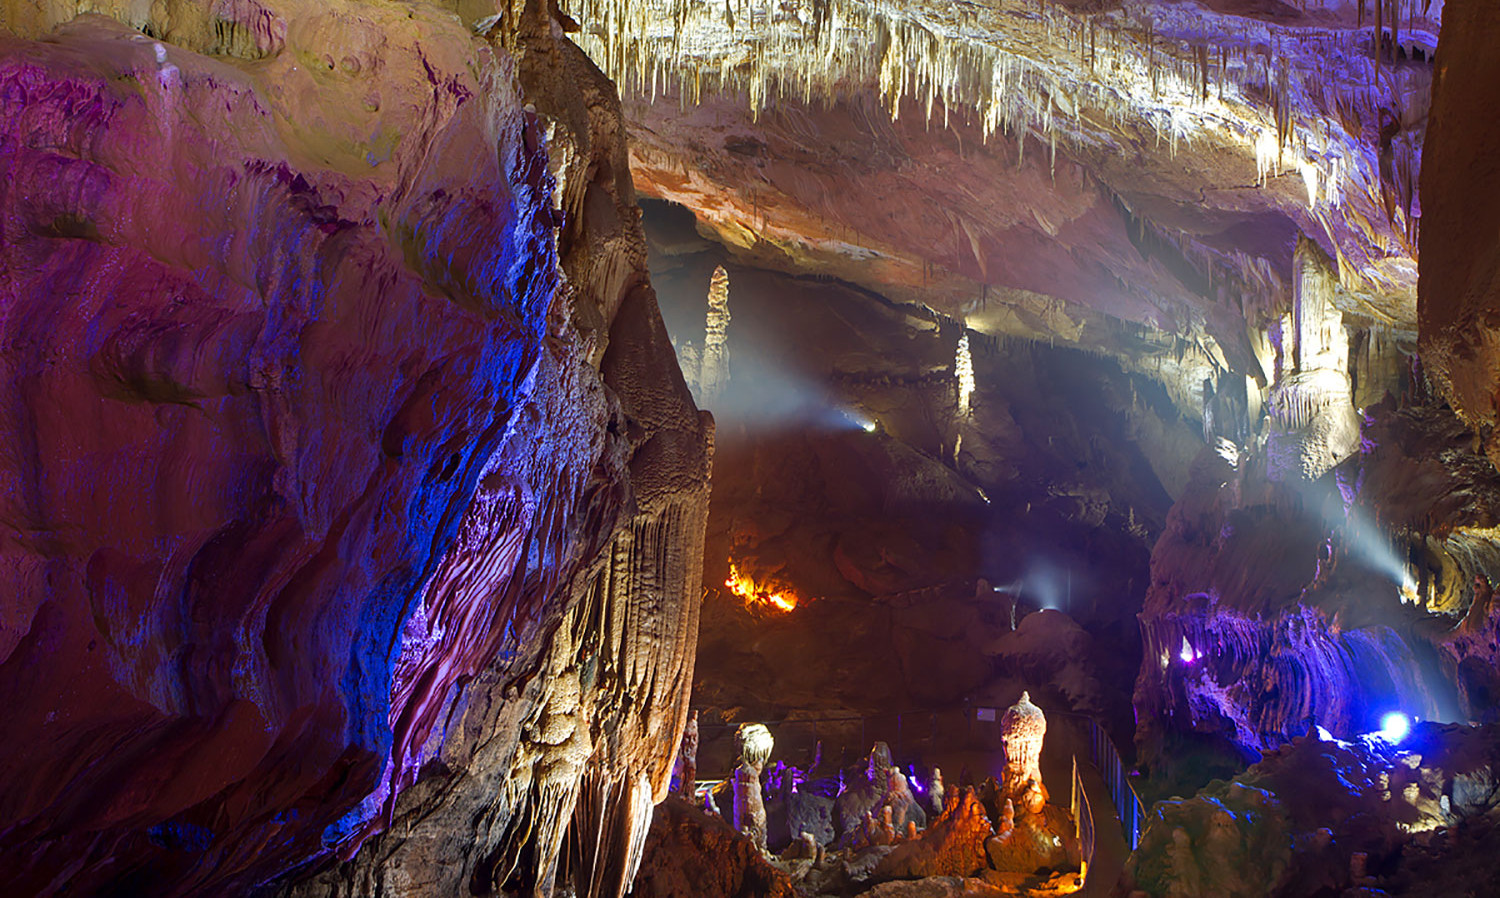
<box><xmin>3</xmin><ymin>0</ymin><xmax>1500</xmax><ymax>896</ymax></box>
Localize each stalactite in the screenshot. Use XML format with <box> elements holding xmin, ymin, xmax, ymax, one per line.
<box><xmin>561</xmin><ymin>0</ymin><xmax>1413</xmax><ymax>202</ymax></box>
<box><xmin>1139</xmin><ymin>602</ymin><xmax>1447</xmax><ymax>749</ymax></box>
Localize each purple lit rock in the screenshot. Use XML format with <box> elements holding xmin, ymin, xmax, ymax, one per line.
<box><xmin>0</xmin><ymin>6</ymin><xmax>708</xmax><ymax>895</ymax></box>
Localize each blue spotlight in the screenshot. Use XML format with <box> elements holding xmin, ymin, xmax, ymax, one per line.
<box><xmin>1377</xmin><ymin>711</ymin><xmax>1410</xmax><ymax>744</ymax></box>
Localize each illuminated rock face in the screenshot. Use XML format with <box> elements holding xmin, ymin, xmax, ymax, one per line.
<box><xmin>1000</xmin><ymin>691</ymin><xmax>1048</xmax><ymax>815</ymax></box>
<box><xmin>1132</xmin><ymin>395</ymin><xmax>1500</xmax><ymax>774</ymax></box>
<box><xmin>1123</xmin><ymin>723</ymin><xmax>1500</xmax><ymax>898</ymax></box>
<box><xmin>565</xmin><ymin>0</ymin><xmax>1435</xmax><ymax>436</ymax></box>
<box><xmin>0</xmin><ymin>2</ymin><xmax>710</xmax><ymax>895</ymax></box>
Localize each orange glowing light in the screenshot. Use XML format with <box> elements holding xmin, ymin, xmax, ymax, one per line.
<box><xmin>725</xmin><ymin>563</ymin><xmax>799</xmax><ymax>612</ymax></box>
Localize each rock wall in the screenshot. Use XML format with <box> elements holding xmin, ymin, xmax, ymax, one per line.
<box><xmin>1136</xmin><ymin>442</ymin><xmax>1418</xmax><ymax>782</ymax></box>
<box><xmin>1134</xmin><ymin>389</ymin><xmax>1500</xmax><ymax>787</ymax></box>
<box><xmin>1419</xmin><ymin>0</ymin><xmax>1500</xmax><ymax>467</ymax></box>
<box><xmin>1122</xmin><ymin>723</ymin><xmax>1500</xmax><ymax>898</ymax></box>
<box><xmin>0</xmin><ymin>1</ymin><xmax>709</xmax><ymax>895</ymax></box>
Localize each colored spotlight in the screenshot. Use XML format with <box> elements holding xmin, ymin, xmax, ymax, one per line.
<box><xmin>1378</xmin><ymin>711</ymin><xmax>1410</xmax><ymax>743</ymax></box>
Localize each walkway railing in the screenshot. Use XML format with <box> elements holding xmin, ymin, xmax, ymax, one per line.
<box><xmin>1070</xmin><ymin>756</ymin><xmax>1096</xmax><ymax>881</ymax></box>
<box><xmin>1084</xmin><ymin>717</ymin><xmax>1147</xmax><ymax>851</ymax></box>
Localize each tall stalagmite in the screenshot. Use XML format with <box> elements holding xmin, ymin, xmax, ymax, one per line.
<box><xmin>1266</xmin><ymin>237</ymin><xmax>1361</xmax><ymax>482</ymax></box>
<box><xmin>699</xmin><ymin>265</ymin><xmax>732</xmax><ymax>405</ymax></box>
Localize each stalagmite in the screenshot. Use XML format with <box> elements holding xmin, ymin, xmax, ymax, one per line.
<box><xmin>1000</xmin><ymin>691</ymin><xmax>1049</xmax><ymax>815</ymax></box>
<box><xmin>733</xmin><ymin>723</ymin><xmax>774</xmax><ymax>852</ymax></box>
<box><xmin>955</xmin><ymin>331</ymin><xmax>975</xmax><ymax>415</ymax></box>
<box><xmin>675</xmin><ymin>710</ymin><xmax>700</xmax><ymax>800</ymax></box>
<box><xmin>700</xmin><ymin>265</ymin><xmax>732</xmax><ymax>403</ymax></box>
<box><xmin>1266</xmin><ymin>237</ymin><xmax>1362</xmax><ymax>481</ymax></box>
<box><xmin>930</xmin><ymin>767</ymin><xmax>947</xmax><ymax>817</ymax></box>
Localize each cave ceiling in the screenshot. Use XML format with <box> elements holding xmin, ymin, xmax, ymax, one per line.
<box><xmin>561</xmin><ymin>0</ymin><xmax>1435</xmax><ymax>413</ymax></box>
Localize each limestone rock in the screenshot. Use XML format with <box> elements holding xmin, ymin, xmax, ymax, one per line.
<box><xmin>626</xmin><ymin>797</ymin><xmax>797</xmax><ymax>898</ymax></box>
<box><xmin>873</xmin><ymin>788</ymin><xmax>993</xmax><ymax>881</ymax></box>
<box><xmin>0</xmin><ymin>2</ymin><xmax>711</xmax><ymax>894</ymax></box>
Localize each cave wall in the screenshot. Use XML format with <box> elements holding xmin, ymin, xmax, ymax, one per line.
<box><xmin>0</xmin><ymin>1</ymin><xmax>708</xmax><ymax>895</ymax></box>
<box><xmin>1418</xmin><ymin>0</ymin><xmax>1500</xmax><ymax>468</ymax></box>
<box><xmin>1131</xmin><ymin>384</ymin><xmax>1500</xmax><ymax>794</ymax></box>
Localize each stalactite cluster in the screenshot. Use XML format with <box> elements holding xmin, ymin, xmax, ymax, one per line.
<box><xmin>561</xmin><ymin>0</ymin><xmax>1432</xmax><ymax>303</ymax></box>
<box><xmin>1138</xmin><ymin>601</ymin><xmax>1448</xmax><ymax>751</ymax></box>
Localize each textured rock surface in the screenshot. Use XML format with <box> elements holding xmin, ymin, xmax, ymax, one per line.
<box><xmin>1122</xmin><ymin>723</ymin><xmax>1500</xmax><ymax>898</ymax></box>
<box><xmin>874</xmin><ymin>789</ymin><xmax>994</xmax><ymax>881</ymax></box>
<box><xmin>0</xmin><ymin>2</ymin><xmax>709</xmax><ymax>895</ymax></box>
<box><xmin>854</xmin><ymin>876</ymin><xmax>1013</xmax><ymax>898</ymax></box>
<box><xmin>1418</xmin><ymin>0</ymin><xmax>1500</xmax><ymax>467</ymax></box>
<box><xmin>1134</xmin><ymin>383</ymin><xmax>1500</xmax><ymax>790</ymax></box>
<box><xmin>625</xmin><ymin>797</ymin><xmax>796</xmax><ymax>898</ymax></box>
<box><xmin>564</xmin><ymin>0</ymin><xmax>1435</xmax><ymax>434</ymax></box>
<box><xmin>1135</xmin><ymin>443</ymin><xmax>1437</xmax><ymax>778</ymax></box>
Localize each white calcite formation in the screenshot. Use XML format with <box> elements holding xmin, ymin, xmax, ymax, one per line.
<box><xmin>733</xmin><ymin>722</ymin><xmax>774</xmax><ymax>852</ymax></box>
<box><xmin>1266</xmin><ymin>237</ymin><xmax>1364</xmax><ymax>481</ymax></box>
<box><xmin>955</xmin><ymin>331</ymin><xmax>975</xmax><ymax>417</ymax></box>
<box><xmin>1000</xmin><ymin>690</ymin><xmax>1049</xmax><ymax>815</ymax></box>
<box><xmin>700</xmin><ymin>264</ymin><xmax>733</xmax><ymax>403</ymax></box>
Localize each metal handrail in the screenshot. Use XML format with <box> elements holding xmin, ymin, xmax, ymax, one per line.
<box><xmin>1084</xmin><ymin>718</ymin><xmax>1147</xmax><ymax>851</ymax></box>
<box><xmin>1071</xmin><ymin>756</ymin><xmax>1096</xmax><ymax>882</ymax></box>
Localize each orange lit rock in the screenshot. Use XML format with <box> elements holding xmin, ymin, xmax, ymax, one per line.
<box><xmin>726</xmin><ymin>562</ymin><xmax>800</xmax><ymax>612</ymax></box>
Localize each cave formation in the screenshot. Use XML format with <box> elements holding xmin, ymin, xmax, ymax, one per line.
<box><xmin>3</xmin><ymin>0</ymin><xmax>1500</xmax><ymax>896</ymax></box>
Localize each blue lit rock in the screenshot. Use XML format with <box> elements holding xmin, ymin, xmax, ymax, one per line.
<box><xmin>0</xmin><ymin>2</ymin><xmax>710</xmax><ymax>895</ymax></box>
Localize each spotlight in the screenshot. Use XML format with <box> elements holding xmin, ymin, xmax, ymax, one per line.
<box><xmin>1399</xmin><ymin>573</ymin><xmax>1419</xmax><ymax>605</ymax></box>
<box><xmin>1179</xmin><ymin>636</ymin><xmax>1197</xmax><ymax>664</ymax></box>
<box><xmin>839</xmin><ymin>408</ymin><xmax>879</xmax><ymax>432</ymax></box>
<box><xmin>1377</xmin><ymin>711</ymin><xmax>1410</xmax><ymax>744</ymax></box>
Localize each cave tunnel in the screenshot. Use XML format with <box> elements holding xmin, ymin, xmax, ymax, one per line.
<box><xmin>3</xmin><ymin>0</ymin><xmax>1500</xmax><ymax>896</ymax></box>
